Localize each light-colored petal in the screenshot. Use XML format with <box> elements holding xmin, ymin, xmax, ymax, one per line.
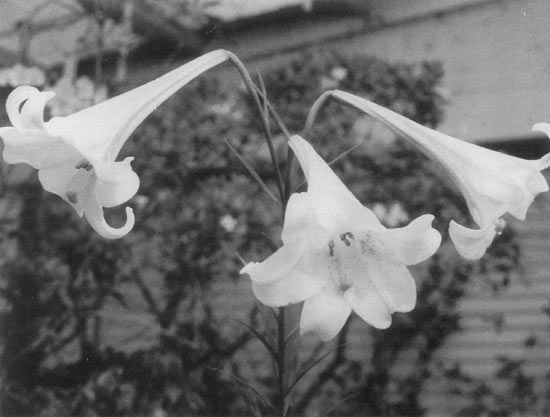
<box><xmin>84</xmin><ymin>200</ymin><xmax>135</xmax><ymax>239</ymax></box>
<box><xmin>382</xmin><ymin>214</ymin><xmax>441</xmax><ymax>265</ymax></box>
<box><xmin>288</xmin><ymin>135</ymin><xmax>382</xmax><ymax>232</ymax></box>
<box><xmin>300</xmin><ymin>288</ymin><xmax>351</xmax><ymax>341</ymax></box>
<box><xmin>251</xmin><ymin>270</ymin><xmax>326</xmax><ymax>306</ymax></box>
<box><xmin>240</xmin><ymin>240</ymin><xmax>305</xmax><ymax>284</ymax></box>
<box><xmin>45</xmin><ymin>50</ymin><xmax>230</xmax><ymax>162</ymax></box>
<box><xmin>94</xmin><ymin>158</ymin><xmax>140</xmax><ymax>207</ymax></box>
<box><xmin>346</xmin><ymin>258</ymin><xmax>416</xmax><ymax>329</ymax></box>
<box><xmin>0</xmin><ymin>127</ymin><xmax>80</xmax><ymax>169</ymax></box>
<box><xmin>448</xmin><ymin>219</ymin><xmax>501</xmax><ymax>260</ymax></box>
<box><xmin>280</xmin><ymin>192</ymin><xmax>313</xmax><ymax>243</ymax></box>
<box><xmin>39</xmin><ymin>164</ymin><xmax>94</xmax><ymax>215</ymax></box>
<box><xmin>330</xmin><ymin>91</ymin><xmax>550</xmax><ymax>257</ymax></box>
<box><xmin>38</xmin><ymin>164</ymin><xmax>77</xmax><ymax>201</ymax></box>
<box><xmin>5</xmin><ymin>86</ymin><xmax>55</xmax><ymax>130</ymax></box>
<box><xmin>533</xmin><ymin>122</ymin><xmax>550</xmax><ymax>138</ymax></box>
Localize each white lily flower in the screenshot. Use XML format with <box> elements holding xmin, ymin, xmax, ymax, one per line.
<box><xmin>241</xmin><ymin>135</ymin><xmax>441</xmax><ymax>341</ymax></box>
<box><xmin>0</xmin><ymin>50</ymin><xmax>230</xmax><ymax>238</ymax></box>
<box><xmin>330</xmin><ymin>90</ymin><xmax>550</xmax><ymax>259</ymax></box>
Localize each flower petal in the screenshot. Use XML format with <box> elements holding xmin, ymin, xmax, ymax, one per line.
<box><xmin>331</xmin><ymin>91</ymin><xmax>550</xmax><ymax>238</ymax></box>
<box><xmin>39</xmin><ymin>164</ymin><xmax>96</xmax><ymax>215</ymax></box>
<box><xmin>448</xmin><ymin>219</ymin><xmax>502</xmax><ymax>260</ymax></box>
<box><xmin>94</xmin><ymin>158</ymin><xmax>140</xmax><ymax>207</ymax></box>
<box><xmin>251</xmin><ymin>270</ymin><xmax>326</xmax><ymax>306</ymax></box>
<box><xmin>240</xmin><ymin>240</ymin><xmax>305</xmax><ymax>284</ymax></box>
<box><xmin>281</xmin><ymin>192</ymin><xmax>313</xmax><ymax>243</ymax></box>
<box><xmin>5</xmin><ymin>86</ymin><xmax>55</xmax><ymax>130</ymax></box>
<box><xmin>533</xmin><ymin>122</ymin><xmax>550</xmax><ymax>138</ymax></box>
<box><xmin>0</xmin><ymin>127</ymin><xmax>80</xmax><ymax>169</ymax></box>
<box><xmin>45</xmin><ymin>50</ymin><xmax>230</xmax><ymax>162</ymax></box>
<box><xmin>382</xmin><ymin>214</ymin><xmax>441</xmax><ymax>265</ymax></box>
<box><xmin>346</xmin><ymin>257</ymin><xmax>416</xmax><ymax>329</ymax></box>
<box><xmin>38</xmin><ymin>164</ymin><xmax>77</xmax><ymax>201</ymax></box>
<box><xmin>84</xmin><ymin>201</ymin><xmax>135</xmax><ymax>239</ymax></box>
<box><xmin>300</xmin><ymin>288</ymin><xmax>351</xmax><ymax>341</ymax></box>
<box><xmin>288</xmin><ymin>135</ymin><xmax>381</xmax><ymax>232</ymax></box>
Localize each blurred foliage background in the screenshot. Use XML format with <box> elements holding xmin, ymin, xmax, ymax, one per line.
<box><xmin>0</xmin><ymin>45</ymin><xmax>542</xmax><ymax>417</ymax></box>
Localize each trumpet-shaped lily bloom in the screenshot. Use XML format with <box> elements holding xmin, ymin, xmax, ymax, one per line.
<box><xmin>0</xmin><ymin>50</ymin><xmax>230</xmax><ymax>238</ymax></box>
<box><xmin>241</xmin><ymin>135</ymin><xmax>441</xmax><ymax>341</ymax></box>
<box><xmin>330</xmin><ymin>90</ymin><xmax>550</xmax><ymax>259</ymax></box>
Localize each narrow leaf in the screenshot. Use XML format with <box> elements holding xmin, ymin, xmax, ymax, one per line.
<box><xmin>207</xmin><ymin>367</ymin><xmax>276</xmax><ymax>410</ymax></box>
<box><xmin>223</xmin><ymin>137</ymin><xmax>279</xmax><ymax>203</ymax></box>
<box><xmin>286</xmin><ymin>343</ymin><xmax>348</xmax><ymax>395</ymax></box>
<box><xmin>321</xmin><ymin>392</ymin><xmax>361</xmax><ymax>417</ymax></box>
<box><xmin>236</xmin><ymin>319</ymin><xmax>278</xmax><ymax>361</ymax></box>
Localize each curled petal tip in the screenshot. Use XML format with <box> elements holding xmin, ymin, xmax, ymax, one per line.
<box><xmin>448</xmin><ymin>219</ymin><xmax>501</xmax><ymax>260</ymax></box>
<box><xmin>537</xmin><ymin>153</ymin><xmax>550</xmax><ymax>171</ymax></box>
<box><xmin>6</xmin><ymin>86</ymin><xmax>55</xmax><ymax>130</ymax></box>
<box><xmin>533</xmin><ymin>123</ymin><xmax>550</xmax><ymax>137</ymax></box>
<box><xmin>85</xmin><ymin>205</ymin><xmax>135</xmax><ymax>239</ymax></box>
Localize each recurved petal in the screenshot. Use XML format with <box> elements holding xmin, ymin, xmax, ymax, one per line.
<box><xmin>382</xmin><ymin>214</ymin><xmax>441</xmax><ymax>265</ymax></box>
<box><xmin>251</xmin><ymin>269</ymin><xmax>326</xmax><ymax>307</ymax></box>
<box><xmin>448</xmin><ymin>219</ymin><xmax>501</xmax><ymax>260</ymax></box>
<box><xmin>94</xmin><ymin>158</ymin><xmax>140</xmax><ymax>207</ymax></box>
<box><xmin>346</xmin><ymin>257</ymin><xmax>417</xmax><ymax>328</ymax></box>
<box><xmin>6</xmin><ymin>86</ymin><xmax>55</xmax><ymax>130</ymax></box>
<box><xmin>533</xmin><ymin>122</ymin><xmax>550</xmax><ymax>138</ymax></box>
<box><xmin>0</xmin><ymin>127</ymin><xmax>80</xmax><ymax>169</ymax></box>
<box><xmin>300</xmin><ymin>288</ymin><xmax>351</xmax><ymax>341</ymax></box>
<box><xmin>240</xmin><ymin>240</ymin><xmax>305</xmax><ymax>284</ymax></box>
<box><xmin>84</xmin><ymin>200</ymin><xmax>135</xmax><ymax>239</ymax></box>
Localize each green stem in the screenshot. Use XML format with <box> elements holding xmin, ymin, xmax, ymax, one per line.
<box><xmin>277</xmin><ymin>307</ymin><xmax>287</xmax><ymax>417</ymax></box>
<box><xmin>226</xmin><ymin>52</ymin><xmax>286</xmax><ymax>203</ymax></box>
<box><xmin>303</xmin><ymin>90</ymin><xmax>333</xmax><ymax>137</ymax></box>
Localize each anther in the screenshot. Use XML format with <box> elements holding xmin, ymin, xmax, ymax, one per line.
<box><xmin>328</xmin><ymin>240</ymin><xmax>335</xmax><ymax>257</ymax></box>
<box><xmin>339</xmin><ymin>232</ymin><xmax>354</xmax><ymax>246</ymax></box>
<box><xmin>75</xmin><ymin>158</ymin><xmax>93</xmax><ymax>171</ymax></box>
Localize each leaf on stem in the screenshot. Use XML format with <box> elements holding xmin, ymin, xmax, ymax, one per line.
<box><xmin>286</xmin><ymin>342</ymin><xmax>348</xmax><ymax>395</ymax></box>
<box><xmin>320</xmin><ymin>391</ymin><xmax>361</xmax><ymax>417</ymax></box>
<box><xmin>255</xmin><ymin>86</ymin><xmax>292</xmax><ymax>140</ymax></box>
<box><xmin>207</xmin><ymin>367</ymin><xmax>276</xmax><ymax>411</ymax></box>
<box><xmin>235</xmin><ymin>319</ymin><xmax>278</xmax><ymax>361</ymax></box>
<box><xmin>222</xmin><ymin>137</ymin><xmax>279</xmax><ymax>204</ymax></box>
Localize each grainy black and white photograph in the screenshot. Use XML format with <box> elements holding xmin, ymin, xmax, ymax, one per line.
<box><xmin>0</xmin><ymin>1</ymin><xmax>549</xmax><ymax>416</ymax></box>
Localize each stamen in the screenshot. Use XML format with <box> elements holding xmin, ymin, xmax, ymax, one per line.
<box><xmin>339</xmin><ymin>232</ymin><xmax>354</xmax><ymax>246</ymax></box>
<box><xmin>75</xmin><ymin>158</ymin><xmax>93</xmax><ymax>171</ymax></box>
<box><xmin>328</xmin><ymin>240</ymin><xmax>335</xmax><ymax>257</ymax></box>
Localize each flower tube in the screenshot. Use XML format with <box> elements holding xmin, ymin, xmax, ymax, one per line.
<box><xmin>0</xmin><ymin>50</ymin><xmax>230</xmax><ymax>238</ymax></box>
<box><xmin>323</xmin><ymin>90</ymin><xmax>550</xmax><ymax>259</ymax></box>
